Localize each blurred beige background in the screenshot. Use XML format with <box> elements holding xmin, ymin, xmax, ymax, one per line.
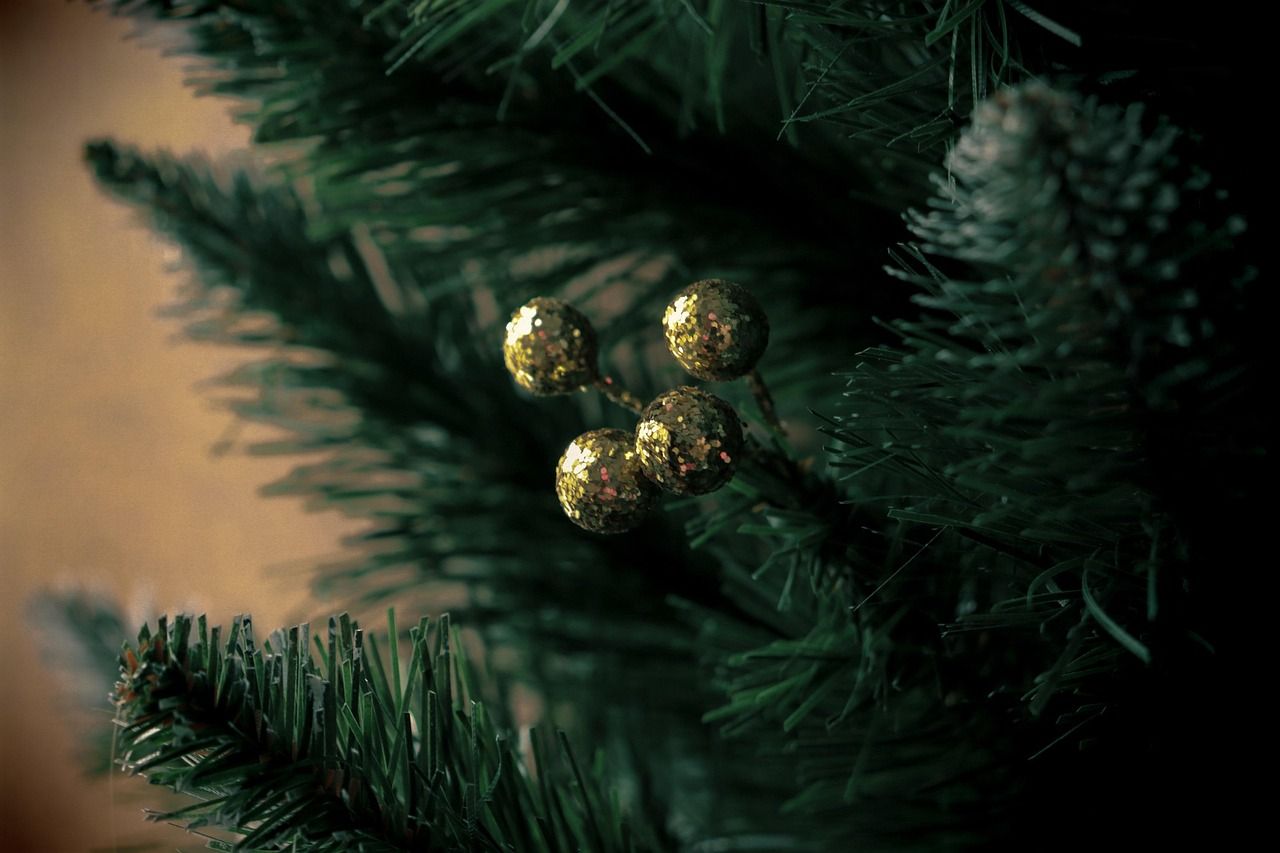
<box><xmin>2</xmin><ymin>2</ymin><xmax>359</xmax><ymax>848</ymax></box>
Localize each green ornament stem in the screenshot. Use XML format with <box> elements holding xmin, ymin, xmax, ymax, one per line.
<box><xmin>593</xmin><ymin>376</ymin><xmax>645</xmax><ymax>415</ymax></box>
<box><xmin>746</xmin><ymin>369</ymin><xmax>784</xmax><ymax>435</ymax></box>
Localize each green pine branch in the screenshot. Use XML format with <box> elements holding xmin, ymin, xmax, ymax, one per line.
<box><xmin>115</xmin><ymin>610</ymin><xmax>663</xmax><ymax>851</ymax></box>
<box><xmin>808</xmin><ymin>76</ymin><xmax>1249</xmax><ymax>778</ymax></box>
<box><xmin>680</xmin><ymin>81</ymin><xmax>1256</xmax><ymax>848</ymax></box>
<box><xmin>85</xmin><ymin>140</ymin><xmax>819</xmax><ymax>846</ymax></box>
<box><xmin>686</xmin><ymin>545</ymin><xmax>1023</xmax><ymax>850</ymax></box>
<box><xmin>90</xmin><ymin>0</ymin><xmax>906</xmax><ymax>331</ymax></box>
<box><xmin>386</xmin><ymin>0</ymin><xmax>1085</xmax><ymax>202</ymax></box>
<box><xmin>85</xmin><ymin>0</ymin><xmax>906</xmax><ymax>597</ymax></box>
<box><xmin>826</xmin><ymin>81</ymin><xmax>1243</xmax><ymax>709</ymax></box>
<box><xmin>84</xmin><ymin>138</ymin><xmax>724</xmax><ymax>672</ymax></box>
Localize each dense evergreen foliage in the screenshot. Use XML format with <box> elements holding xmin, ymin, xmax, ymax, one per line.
<box><xmin>38</xmin><ymin>1</ymin><xmax>1260</xmax><ymax>848</ymax></box>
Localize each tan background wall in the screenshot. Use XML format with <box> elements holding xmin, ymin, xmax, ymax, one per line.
<box><xmin>1</xmin><ymin>2</ymin><xmax>359</xmax><ymax>848</ymax></box>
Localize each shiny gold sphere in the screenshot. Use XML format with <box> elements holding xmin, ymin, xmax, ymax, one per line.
<box><xmin>503</xmin><ymin>297</ymin><xmax>598</xmax><ymax>395</ymax></box>
<box><xmin>556</xmin><ymin>429</ymin><xmax>659</xmax><ymax>534</ymax></box>
<box><xmin>636</xmin><ymin>387</ymin><xmax>744</xmax><ymax>495</ymax></box>
<box><xmin>662</xmin><ymin>279</ymin><xmax>769</xmax><ymax>381</ymax></box>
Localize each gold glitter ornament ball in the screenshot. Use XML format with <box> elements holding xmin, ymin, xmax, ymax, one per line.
<box><xmin>636</xmin><ymin>387</ymin><xmax>744</xmax><ymax>495</ymax></box>
<box><xmin>556</xmin><ymin>428</ymin><xmax>660</xmax><ymax>534</ymax></box>
<box><xmin>663</xmin><ymin>279</ymin><xmax>769</xmax><ymax>381</ymax></box>
<box><xmin>503</xmin><ymin>297</ymin><xmax>599</xmax><ymax>395</ymax></box>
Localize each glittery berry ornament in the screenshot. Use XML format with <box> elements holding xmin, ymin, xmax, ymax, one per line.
<box><xmin>663</xmin><ymin>280</ymin><xmax>769</xmax><ymax>381</ymax></box>
<box><xmin>556</xmin><ymin>429</ymin><xmax>659</xmax><ymax>533</ymax></box>
<box><xmin>503</xmin><ymin>297</ymin><xmax>598</xmax><ymax>395</ymax></box>
<box><xmin>635</xmin><ymin>387</ymin><xmax>743</xmax><ymax>495</ymax></box>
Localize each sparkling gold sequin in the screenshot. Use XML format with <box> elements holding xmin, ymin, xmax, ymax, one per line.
<box><xmin>503</xmin><ymin>297</ymin><xmax>598</xmax><ymax>395</ymax></box>
<box><xmin>635</xmin><ymin>386</ymin><xmax>743</xmax><ymax>495</ymax></box>
<box><xmin>556</xmin><ymin>428</ymin><xmax>659</xmax><ymax>533</ymax></box>
<box><xmin>662</xmin><ymin>279</ymin><xmax>769</xmax><ymax>381</ymax></box>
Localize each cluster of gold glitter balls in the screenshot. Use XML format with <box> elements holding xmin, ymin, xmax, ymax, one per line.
<box><xmin>502</xmin><ymin>279</ymin><xmax>771</xmax><ymax>533</ymax></box>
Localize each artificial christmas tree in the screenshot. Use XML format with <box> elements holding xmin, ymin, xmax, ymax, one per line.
<box><xmin>34</xmin><ymin>0</ymin><xmax>1263</xmax><ymax>848</ymax></box>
